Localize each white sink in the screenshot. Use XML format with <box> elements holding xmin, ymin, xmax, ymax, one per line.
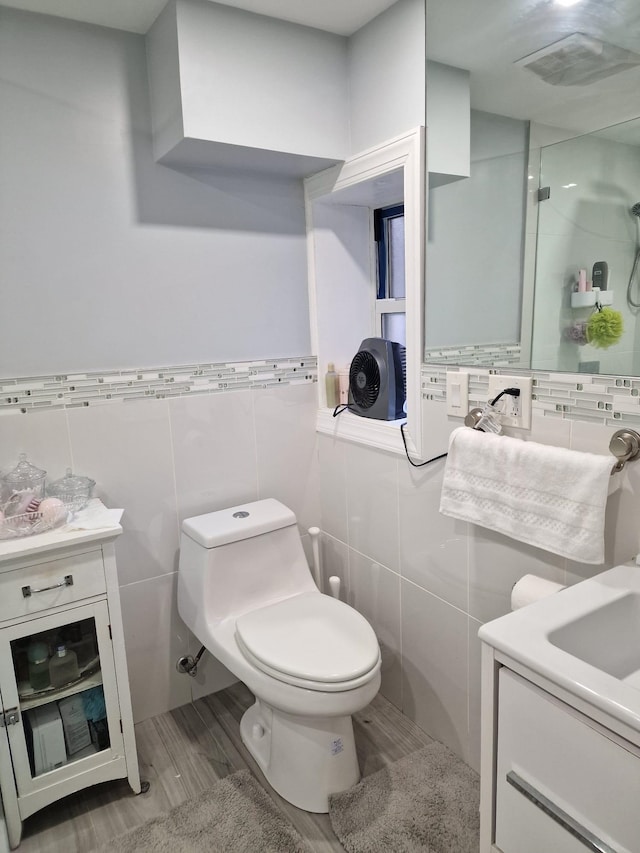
<box><xmin>548</xmin><ymin>592</ymin><xmax>640</xmax><ymax>689</ymax></box>
<box><xmin>479</xmin><ymin>563</ymin><xmax>640</xmax><ymax>734</ymax></box>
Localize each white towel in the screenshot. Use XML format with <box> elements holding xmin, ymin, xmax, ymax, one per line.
<box><xmin>439</xmin><ymin>428</ymin><xmax>613</xmax><ymax>564</ymax></box>
<box><xmin>60</xmin><ymin>498</ymin><xmax>123</xmax><ymax>531</ymax></box>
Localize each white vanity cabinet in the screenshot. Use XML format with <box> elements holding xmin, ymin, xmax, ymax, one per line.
<box><xmin>479</xmin><ymin>644</ymin><xmax>640</xmax><ymax>853</ymax></box>
<box><xmin>0</xmin><ymin>527</ymin><xmax>143</xmax><ymax>849</ymax></box>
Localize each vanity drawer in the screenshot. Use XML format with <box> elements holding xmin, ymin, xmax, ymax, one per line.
<box><xmin>495</xmin><ymin>669</ymin><xmax>640</xmax><ymax>853</ymax></box>
<box><xmin>0</xmin><ymin>550</ymin><xmax>106</xmax><ymax>622</ymax></box>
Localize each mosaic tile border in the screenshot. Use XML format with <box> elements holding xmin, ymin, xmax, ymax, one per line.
<box><xmin>422</xmin><ymin>364</ymin><xmax>640</xmax><ymax>429</ymax></box>
<box><xmin>0</xmin><ymin>357</ymin><xmax>318</xmax><ymax>415</ymax></box>
<box><xmin>4</xmin><ymin>355</ymin><xmax>635</xmax><ymax>430</ymax></box>
<box><xmin>424</xmin><ymin>342</ymin><xmax>522</xmax><ymax>367</ymax></box>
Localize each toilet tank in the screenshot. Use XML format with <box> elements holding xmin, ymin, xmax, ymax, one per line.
<box><xmin>178</xmin><ymin>498</ymin><xmax>317</xmax><ymax>629</ymax></box>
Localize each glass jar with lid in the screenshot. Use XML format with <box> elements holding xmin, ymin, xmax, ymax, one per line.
<box><xmin>1</xmin><ymin>454</ymin><xmax>46</xmax><ymax>516</ymax></box>
<box><xmin>46</xmin><ymin>468</ymin><xmax>95</xmax><ymax>513</ymax></box>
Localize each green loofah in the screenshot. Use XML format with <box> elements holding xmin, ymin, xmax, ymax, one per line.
<box><xmin>586</xmin><ymin>307</ymin><xmax>624</xmax><ymax>349</ymax></box>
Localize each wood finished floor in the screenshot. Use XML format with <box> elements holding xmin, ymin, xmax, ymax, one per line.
<box><xmin>17</xmin><ymin>683</ymin><xmax>434</xmax><ymax>852</ymax></box>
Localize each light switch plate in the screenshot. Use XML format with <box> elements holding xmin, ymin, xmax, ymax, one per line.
<box><xmin>446</xmin><ymin>371</ymin><xmax>469</xmax><ymax>417</ymax></box>
<box><xmin>486</xmin><ymin>375</ymin><xmax>532</xmax><ymax>430</ymax></box>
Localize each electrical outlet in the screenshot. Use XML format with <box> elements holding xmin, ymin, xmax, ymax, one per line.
<box><xmin>486</xmin><ymin>375</ymin><xmax>532</xmax><ymax>430</ymax></box>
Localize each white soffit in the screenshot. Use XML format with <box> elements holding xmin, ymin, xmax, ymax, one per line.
<box><xmin>0</xmin><ymin>0</ymin><xmax>400</xmax><ymax>35</ymax></box>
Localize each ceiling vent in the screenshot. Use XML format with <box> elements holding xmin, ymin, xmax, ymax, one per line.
<box><xmin>515</xmin><ymin>33</ymin><xmax>640</xmax><ymax>86</ymax></box>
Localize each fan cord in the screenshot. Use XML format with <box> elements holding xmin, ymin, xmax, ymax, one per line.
<box><xmin>334</xmin><ymin>387</ymin><xmax>521</xmax><ymax>468</ymax></box>
<box><xmin>489</xmin><ymin>387</ymin><xmax>521</xmax><ymax>407</ymax></box>
<box><xmin>399</xmin><ymin>392</ymin><xmax>519</xmax><ymax>467</ymax></box>
<box><xmin>400</xmin><ymin>423</ymin><xmax>448</xmax><ymax>468</ymax></box>
<box><xmin>333</xmin><ymin>404</ymin><xmax>447</xmax><ymax>468</ymax></box>
<box><xmin>332</xmin><ymin>404</ymin><xmax>358</xmax><ymax>417</ymax></box>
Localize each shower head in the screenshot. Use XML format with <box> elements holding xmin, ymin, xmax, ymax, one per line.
<box><xmin>632</xmin><ymin>203</ymin><xmax>640</xmax><ymax>217</ymax></box>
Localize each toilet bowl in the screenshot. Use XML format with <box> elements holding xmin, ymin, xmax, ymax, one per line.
<box><xmin>177</xmin><ymin>498</ymin><xmax>381</xmax><ymax>813</ymax></box>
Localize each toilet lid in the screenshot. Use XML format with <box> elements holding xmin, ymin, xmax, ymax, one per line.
<box><xmin>235</xmin><ymin>592</ymin><xmax>379</xmax><ymax>684</ymax></box>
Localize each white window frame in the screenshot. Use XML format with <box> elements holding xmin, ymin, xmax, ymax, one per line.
<box><xmin>304</xmin><ymin>127</ymin><xmax>425</xmax><ymax>459</ymax></box>
<box><xmin>376</xmin><ymin>298</ymin><xmax>407</xmax><ymax>342</ymax></box>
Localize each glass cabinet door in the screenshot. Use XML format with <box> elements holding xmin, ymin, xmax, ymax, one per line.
<box><xmin>0</xmin><ymin>601</ymin><xmax>124</xmax><ymax>800</ymax></box>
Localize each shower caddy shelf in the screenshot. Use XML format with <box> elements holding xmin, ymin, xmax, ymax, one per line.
<box><xmin>570</xmin><ymin>287</ymin><xmax>614</xmax><ymax>309</ymax></box>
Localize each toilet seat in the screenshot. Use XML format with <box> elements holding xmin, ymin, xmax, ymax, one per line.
<box><xmin>235</xmin><ymin>592</ymin><xmax>380</xmax><ymax>692</ymax></box>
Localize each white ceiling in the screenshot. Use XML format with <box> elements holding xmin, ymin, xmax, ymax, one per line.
<box><xmin>428</xmin><ymin>0</ymin><xmax>640</xmax><ymax>134</ymax></box>
<box><xmin>0</xmin><ymin>0</ymin><xmax>399</xmax><ymax>35</ymax></box>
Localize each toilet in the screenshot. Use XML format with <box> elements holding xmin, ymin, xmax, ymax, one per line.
<box><xmin>177</xmin><ymin>498</ymin><xmax>381</xmax><ymax>813</ymax></box>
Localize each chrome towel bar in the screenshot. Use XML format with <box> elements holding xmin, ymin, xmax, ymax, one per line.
<box><xmin>609</xmin><ymin>428</ymin><xmax>640</xmax><ymax>473</ymax></box>
<box><xmin>463</xmin><ymin>409</ymin><xmax>640</xmax><ymax>476</ymax></box>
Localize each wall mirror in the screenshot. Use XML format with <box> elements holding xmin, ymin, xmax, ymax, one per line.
<box><xmin>424</xmin><ymin>0</ymin><xmax>640</xmax><ymax>377</ymax></box>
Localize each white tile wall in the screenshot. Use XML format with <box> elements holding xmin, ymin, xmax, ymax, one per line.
<box><xmin>348</xmin><ymin>549</ymin><xmax>402</xmax><ymax>708</ymax></box>
<box><xmin>400</xmin><ymin>579</ymin><xmax>469</xmax><ymax>761</ymax></box>
<box><xmin>321</xmin><ymin>376</ymin><xmax>640</xmax><ymax>773</ymax></box>
<box><xmin>319</xmin><ymin>534</ymin><xmax>350</xmax><ymax>603</ymax></box>
<box><xmin>119</xmin><ymin>572</ymin><xmax>191</xmax><ymax>722</ymax></box>
<box><xmin>398</xmin><ymin>460</ymin><xmax>468</xmax><ymax>612</ymax></box>
<box><xmin>0</xmin><ymin>368</ymin><xmax>319</xmax><ymax>724</ymax></box>
<box><xmin>5</xmin><ymin>353</ymin><xmax>640</xmax><ymax>772</ymax></box>
<box><xmin>253</xmin><ymin>384</ymin><xmax>320</xmax><ymax>533</ymax></box>
<box><xmin>318</xmin><ymin>435</ymin><xmax>349</xmax><ymax>543</ymax></box>
<box><xmin>346</xmin><ymin>444</ymin><xmax>400</xmax><ymax>573</ymax></box>
<box><xmin>168</xmin><ymin>390</ymin><xmax>259</xmax><ymax>523</ymax></box>
<box><xmin>467</xmin><ymin>527</ymin><xmax>565</xmax><ymax>624</ymax></box>
<box><xmin>467</xmin><ymin>617</ymin><xmax>483</xmax><ymax>770</ymax></box>
<box><xmin>0</xmin><ymin>409</ymin><xmax>73</xmax><ymax>482</ymax></box>
<box><xmin>67</xmin><ymin>399</ymin><xmax>180</xmax><ymax>586</ymax></box>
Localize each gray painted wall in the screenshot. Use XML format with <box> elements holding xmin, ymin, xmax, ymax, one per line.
<box><xmin>176</xmin><ymin>0</ymin><xmax>349</xmax><ymax>159</ymax></box>
<box><xmin>0</xmin><ymin>8</ymin><xmax>311</xmax><ymax>376</ymax></box>
<box><xmin>348</xmin><ymin>0</ymin><xmax>426</xmax><ymax>156</ymax></box>
<box><xmin>425</xmin><ymin>110</ymin><xmax>528</xmax><ymax>349</ymax></box>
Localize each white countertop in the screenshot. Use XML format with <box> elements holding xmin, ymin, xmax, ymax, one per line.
<box><xmin>0</xmin><ymin>500</ymin><xmax>122</xmax><ymax>565</ymax></box>
<box><xmin>479</xmin><ymin>562</ymin><xmax>640</xmax><ymax>737</ymax></box>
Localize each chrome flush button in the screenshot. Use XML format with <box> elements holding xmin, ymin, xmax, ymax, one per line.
<box><xmin>233</xmin><ymin>511</ymin><xmax>250</xmax><ymax>519</ymax></box>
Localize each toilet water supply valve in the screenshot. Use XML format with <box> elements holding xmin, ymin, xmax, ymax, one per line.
<box><xmin>176</xmin><ymin>644</ymin><xmax>206</xmax><ymax>677</ymax></box>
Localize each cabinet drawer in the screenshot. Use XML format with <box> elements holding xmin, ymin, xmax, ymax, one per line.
<box><xmin>495</xmin><ymin>669</ymin><xmax>640</xmax><ymax>853</ymax></box>
<box><xmin>0</xmin><ymin>550</ymin><xmax>106</xmax><ymax>621</ymax></box>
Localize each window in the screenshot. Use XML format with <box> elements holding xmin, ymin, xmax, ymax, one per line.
<box><xmin>305</xmin><ymin>127</ymin><xmax>425</xmax><ymax>458</ymax></box>
<box><xmin>374</xmin><ymin>204</ymin><xmax>406</xmax><ymax>347</ymax></box>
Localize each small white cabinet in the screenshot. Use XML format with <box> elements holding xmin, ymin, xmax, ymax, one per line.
<box><xmin>0</xmin><ymin>526</ymin><xmax>144</xmax><ymax>848</ymax></box>
<box><xmin>479</xmin><ymin>645</ymin><xmax>640</xmax><ymax>853</ymax></box>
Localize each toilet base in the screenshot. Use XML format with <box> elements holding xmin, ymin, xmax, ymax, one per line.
<box><xmin>240</xmin><ymin>699</ymin><xmax>360</xmax><ymax>813</ymax></box>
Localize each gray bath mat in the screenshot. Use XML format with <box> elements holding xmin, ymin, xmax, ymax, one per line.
<box><xmin>329</xmin><ymin>741</ymin><xmax>480</xmax><ymax>853</ymax></box>
<box><xmin>95</xmin><ymin>770</ymin><xmax>311</xmax><ymax>853</ymax></box>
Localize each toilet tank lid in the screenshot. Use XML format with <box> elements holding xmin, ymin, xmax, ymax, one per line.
<box><xmin>181</xmin><ymin>498</ymin><xmax>297</xmax><ymax>548</ymax></box>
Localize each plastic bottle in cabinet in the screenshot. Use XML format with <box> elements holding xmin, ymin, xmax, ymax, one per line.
<box><xmin>49</xmin><ymin>646</ymin><xmax>79</xmax><ymax>687</ymax></box>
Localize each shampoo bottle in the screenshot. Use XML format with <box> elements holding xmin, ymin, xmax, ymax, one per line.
<box><xmin>325</xmin><ymin>363</ymin><xmax>339</xmax><ymax>408</ymax></box>
<box><xmin>27</xmin><ymin>642</ymin><xmax>50</xmax><ymax>692</ymax></box>
<box><xmin>49</xmin><ymin>645</ymin><xmax>80</xmax><ymax>688</ymax></box>
<box><xmin>338</xmin><ymin>368</ymin><xmax>350</xmax><ymax>405</ymax></box>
